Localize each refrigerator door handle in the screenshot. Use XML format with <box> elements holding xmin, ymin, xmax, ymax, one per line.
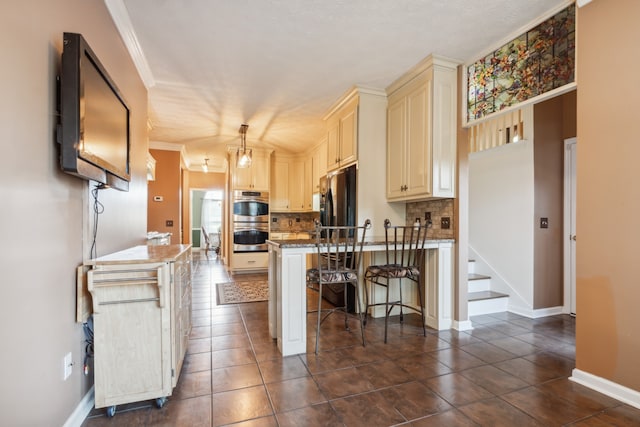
<box><xmin>326</xmin><ymin>188</ymin><xmax>334</xmax><ymax>226</ymax></box>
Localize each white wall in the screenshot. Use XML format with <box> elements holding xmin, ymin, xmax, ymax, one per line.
<box><xmin>357</xmin><ymin>90</ymin><xmax>405</xmax><ymax>235</ymax></box>
<box><xmin>0</xmin><ymin>1</ymin><xmax>148</xmax><ymax>425</ymax></box>
<box><xmin>469</xmin><ymin>141</ymin><xmax>535</xmax><ymax>311</ymax></box>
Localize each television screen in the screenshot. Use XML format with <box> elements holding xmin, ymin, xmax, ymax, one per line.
<box><xmin>59</xmin><ymin>32</ymin><xmax>130</xmax><ymax>191</ymax></box>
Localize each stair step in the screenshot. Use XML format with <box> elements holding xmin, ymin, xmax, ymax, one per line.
<box><xmin>468</xmin><ymin>291</ymin><xmax>509</xmax><ymax>316</ymax></box>
<box><xmin>468</xmin><ymin>259</ymin><xmax>476</xmax><ymax>274</ymax></box>
<box><xmin>468</xmin><ymin>273</ymin><xmax>491</xmax><ymax>281</ymax></box>
<box><xmin>468</xmin><ymin>291</ymin><xmax>509</xmax><ymax>302</ymax></box>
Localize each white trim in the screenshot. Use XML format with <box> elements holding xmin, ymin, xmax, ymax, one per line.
<box><xmin>570</xmin><ymin>369</ymin><xmax>640</xmax><ymax>409</ymax></box>
<box><xmin>508</xmin><ymin>305</ymin><xmax>564</xmax><ymax>319</ymax></box>
<box><xmin>563</xmin><ymin>138</ymin><xmax>577</xmax><ymax>315</ymax></box>
<box><xmin>149</xmin><ymin>140</ymin><xmax>185</xmax><ymax>152</ymax></box>
<box><xmin>576</xmin><ymin>0</ymin><xmax>593</xmax><ymax>7</ymax></box>
<box><xmin>464</xmin><ymin>83</ymin><xmax>576</xmax><ymax>128</ymax></box>
<box><xmin>104</xmin><ymin>0</ymin><xmax>156</xmax><ymax>88</ymax></box>
<box><xmin>386</xmin><ymin>54</ymin><xmax>461</xmax><ymax>95</ymax></box>
<box><xmin>322</xmin><ymin>85</ymin><xmax>386</xmax><ymax>120</ymax></box>
<box><xmin>63</xmin><ymin>386</ymin><xmax>95</xmax><ymax>427</ymax></box>
<box><xmin>453</xmin><ymin>320</ymin><xmax>474</xmax><ymax>331</ymax></box>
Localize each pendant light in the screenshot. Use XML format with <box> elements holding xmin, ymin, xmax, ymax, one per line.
<box><xmin>236</xmin><ymin>124</ymin><xmax>252</xmax><ymax>168</ymax></box>
<box><xmin>202</xmin><ymin>158</ymin><xmax>209</xmax><ymax>173</ymax></box>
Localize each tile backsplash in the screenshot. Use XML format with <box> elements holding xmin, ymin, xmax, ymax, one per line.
<box><xmin>406</xmin><ymin>198</ymin><xmax>455</xmax><ymax>239</ymax></box>
<box><xmin>270</xmin><ymin>201</ymin><xmax>454</xmax><ymax>238</ymax></box>
<box><xmin>271</xmin><ymin>212</ymin><xmax>318</xmax><ymax>232</ymax></box>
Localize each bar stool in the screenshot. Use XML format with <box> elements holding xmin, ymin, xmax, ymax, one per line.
<box><xmin>306</xmin><ymin>219</ymin><xmax>371</xmax><ymax>354</ymax></box>
<box><xmin>364</xmin><ymin>219</ymin><xmax>429</xmax><ymax>343</ymax></box>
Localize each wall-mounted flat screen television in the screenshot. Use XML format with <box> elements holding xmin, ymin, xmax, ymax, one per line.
<box><xmin>58</xmin><ymin>32</ymin><xmax>130</xmax><ymax>191</ymax></box>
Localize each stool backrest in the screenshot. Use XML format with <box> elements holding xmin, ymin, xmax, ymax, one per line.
<box><xmin>313</xmin><ymin>219</ymin><xmax>371</xmax><ymax>275</ymax></box>
<box><xmin>383</xmin><ymin>219</ymin><xmax>430</xmax><ymax>269</ymax></box>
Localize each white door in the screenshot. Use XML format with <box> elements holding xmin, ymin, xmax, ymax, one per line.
<box><xmin>563</xmin><ymin>138</ymin><xmax>577</xmax><ymax>315</ymax></box>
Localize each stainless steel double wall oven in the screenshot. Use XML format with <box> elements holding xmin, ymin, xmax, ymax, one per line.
<box><xmin>232</xmin><ymin>190</ymin><xmax>269</xmax><ymax>252</ymax></box>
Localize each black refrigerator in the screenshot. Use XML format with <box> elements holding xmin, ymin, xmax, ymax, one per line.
<box><xmin>318</xmin><ymin>164</ymin><xmax>357</xmax><ymax>311</ymax></box>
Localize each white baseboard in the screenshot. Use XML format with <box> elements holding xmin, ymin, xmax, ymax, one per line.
<box><xmin>508</xmin><ymin>305</ymin><xmax>564</xmax><ymax>319</ymax></box>
<box><xmin>63</xmin><ymin>386</ymin><xmax>95</xmax><ymax>427</ymax></box>
<box><xmin>453</xmin><ymin>320</ymin><xmax>473</xmax><ymax>331</ymax></box>
<box><xmin>570</xmin><ymin>369</ymin><xmax>640</xmax><ymax>409</ymax></box>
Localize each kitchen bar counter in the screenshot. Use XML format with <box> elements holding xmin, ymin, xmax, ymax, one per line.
<box><xmin>267</xmin><ymin>238</ymin><xmax>455</xmax><ymax>356</ymax></box>
<box><xmin>85</xmin><ymin>244</ymin><xmax>191</xmax><ymax>265</ymax></box>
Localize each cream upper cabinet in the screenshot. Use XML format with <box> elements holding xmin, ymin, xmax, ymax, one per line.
<box><xmin>289</xmin><ymin>158</ymin><xmax>306</xmax><ymax>211</ymax></box>
<box><xmin>386</xmin><ymin>55</ymin><xmax>458</xmax><ymax>201</ymax></box>
<box><xmin>271</xmin><ymin>156</ymin><xmax>290</xmax><ymax>211</ymax></box>
<box><xmin>325</xmin><ymin>96</ymin><xmax>358</xmax><ymax>172</ymax></box>
<box><xmin>304</xmin><ymin>156</ymin><xmax>313</xmax><ymax>210</ymax></box>
<box><xmin>312</xmin><ymin>137</ymin><xmax>327</xmax><ymax>193</ymax></box>
<box><xmin>230</xmin><ymin>149</ymin><xmax>271</xmax><ymax>191</ymax></box>
<box><xmin>272</xmin><ymin>154</ymin><xmax>311</xmax><ymax>212</ymax></box>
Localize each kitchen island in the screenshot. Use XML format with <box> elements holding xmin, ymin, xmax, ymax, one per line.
<box><xmin>267</xmin><ymin>238</ymin><xmax>454</xmax><ymax>356</ymax></box>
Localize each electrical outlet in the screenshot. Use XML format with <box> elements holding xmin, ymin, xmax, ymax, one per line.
<box><xmin>63</xmin><ymin>352</ymin><xmax>72</xmax><ymax>381</ymax></box>
<box><xmin>272</xmin><ymin>217</ymin><xmax>278</xmax><ymax>222</ymax></box>
<box><xmin>441</xmin><ymin>217</ymin><xmax>451</xmax><ymax>229</ymax></box>
<box><xmin>540</xmin><ymin>217</ymin><xmax>549</xmax><ymax>228</ymax></box>
<box><xmin>424</xmin><ymin>212</ymin><xmax>431</xmax><ymax>221</ymax></box>
<box><xmin>166</xmin><ymin>220</ymin><xmax>173</xmax><ymax>227</ymax></box>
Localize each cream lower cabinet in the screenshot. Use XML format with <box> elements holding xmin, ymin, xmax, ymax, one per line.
<box><xmin>270</xmin><ymin>232</ymin><xmax>311</xmax><ymax>240</ymax></box>
<box><xmin>386</xmin><ymin>55</ymin><xmax>458</xmax><ymax>201</ymax></box>
<box><xmin>85</xmin><ymin>245</ymin><xmax>192</xmax><ymax>417</ymax></box>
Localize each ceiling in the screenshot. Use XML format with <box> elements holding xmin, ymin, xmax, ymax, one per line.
<box><xmin>106</xmin><ymin>0</ymin><xmax>566</xmax><ymax>172</ymax></box>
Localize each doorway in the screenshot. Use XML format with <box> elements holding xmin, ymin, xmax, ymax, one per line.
<box><xmin>191</xmin><ymin>189</ymin><xmax>223</xmax><ymax>252</ymax></box>
<box><xmin>563</xmin><ymin>137</ymin><xmax>577</xmax><ymax>315</ymax></box>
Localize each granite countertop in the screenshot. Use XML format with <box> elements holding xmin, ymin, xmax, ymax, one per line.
<box><xmin>267</xmin><ymin>237</ymin><xmax>454</xmax><ymax>248</ymax></box>
<box><xmin>270</xmin><ymin>229</ymin><xmax>315</xmax><ymax>233</ymax></box>
<box><xmin>87</xmin><ymin>244</ymin><xmax>191</xmax><ymax>265</ymax></box>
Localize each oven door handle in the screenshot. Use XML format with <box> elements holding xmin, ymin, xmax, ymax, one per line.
<box><xmin>234</xmin><ymin>197</ymin><xmax>269</xmax><ymax>203</ymax></box>
<box><xmin>233</xmin><ymin>224</ymin><xmax>269</xmax><ymax>232</ymax></box>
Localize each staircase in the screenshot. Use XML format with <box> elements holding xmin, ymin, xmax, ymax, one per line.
<box><xmin>468</xmin><ymin>259</ymin><xmax>509</xmax><ymax>316</ymax></box>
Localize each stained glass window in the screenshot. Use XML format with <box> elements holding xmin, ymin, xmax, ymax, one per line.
<box><xmin>467</xmin><ymin>4</ymin><xmax>575</xmax><ymax>122</ymax></box>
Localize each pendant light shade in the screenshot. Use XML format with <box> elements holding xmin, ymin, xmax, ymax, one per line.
<box><xmin>236</xmin><ymin>124</ymin><xmax>252</xmax><ymax>168</ymax></box>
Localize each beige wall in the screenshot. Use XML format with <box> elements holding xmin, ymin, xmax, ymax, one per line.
<box><xmin>148</xmin><ymin>149</ymin><xmax>182</xmax><ymax>237</ymax></box>
<box><xmin>0</xmin><ymin>1</ymin><xmax>148</xmax><ymax>425</ymax></box>
<box><xmin>576</xmin><ymin>0</ymin><xmax>640</xmax><ymax>390</ymax></box>
<box><xmin>533</xmin><ymin>92</ymin><xmax>576</xmax><ymax>309</ymax></box>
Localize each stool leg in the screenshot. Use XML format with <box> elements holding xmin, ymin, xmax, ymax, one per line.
<box><xmin>363</xmin><ymin>277</ymin><xmax>370</xmax><ymax>326</ymax></box>
<box><xmin>384</xmin><ymin>277</ymin><xmax>390</xmax><ymax>343</ymax></box>
<box><xmin>315</xmin><ymin>282</ymin><xmax>323</xmax><ymax>354</ymax></box>
<box><xmin>415</xmin><ymin>276</ymin><xmax>426</xmax><ymax>337</ymax></box>
<box><xmin>399</xmin><ymin>278</ymin><xmax>404</xmax><ymax>323</ymax></box>
<box><xmin>343</xmin><ymin>283</ymin><xmax>349</xmax><ymax>331</ymax></box>
<box><xmin>354</xmin><ymin>281</ymin><xmax>366</xmax><ymax>347</ymax></box>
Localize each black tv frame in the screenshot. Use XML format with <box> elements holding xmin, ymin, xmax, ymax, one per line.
<box><xmin>59</xmin><ymin>32</ymin><xmax>131</xmax><ymax>191</ymax></box>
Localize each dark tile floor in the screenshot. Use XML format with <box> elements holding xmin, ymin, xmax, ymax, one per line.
<box><xmin>82</xmin><ymin>253</ymin><xmax>640</xmax><ymax>426</ymax></box>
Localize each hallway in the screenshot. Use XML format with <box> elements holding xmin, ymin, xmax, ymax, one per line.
<box><xmin>82</xmin><ymin>253</ymin><xmax>640</xmax><ymax>426</ymax></box>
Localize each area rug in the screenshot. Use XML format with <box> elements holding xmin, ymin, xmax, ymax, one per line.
<box><xmin>216</xmin><ymin>281</ymin><xmax>269</xmax><ymax>305</ymax></box>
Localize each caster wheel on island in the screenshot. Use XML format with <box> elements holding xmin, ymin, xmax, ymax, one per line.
<box><xmin>155</xmin><ymin>397</ymin><xmax>167</xmax><ymax>409</ymax></box>
<box><xmin>106</xmin><ymin>405</ymin><xmax>116</xmax><ymax>418</ymax></box>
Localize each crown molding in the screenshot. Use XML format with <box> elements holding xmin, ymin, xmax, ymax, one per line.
<box><xmin>104</xmin><ymin>0</ymin><xmax>156</xmax><ymax>88</ymax></box>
